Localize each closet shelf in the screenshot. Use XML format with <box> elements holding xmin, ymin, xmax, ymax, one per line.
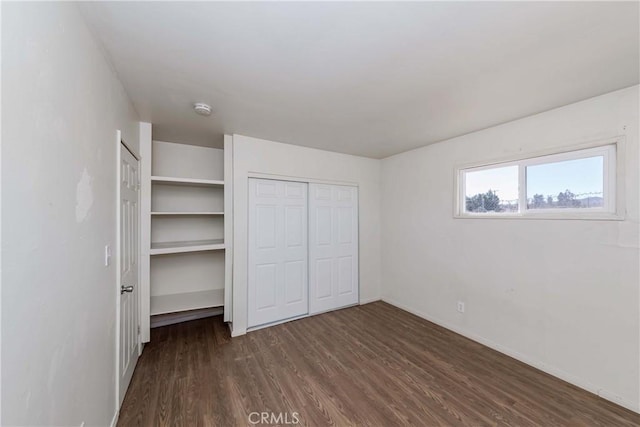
<box><xmin>150</xmin><ymin>289</ymin><xmax>224</xmax><ymax>316</ymax></box>
<box><xmin>151</xmin><ymin>176</ymin><xmax>224</xmax><ymax>187</ymax></box>
<box><xmin>151</xmin><ymin>211</ymin><xmax>224</xmax><ymax>216</ymax></box>
<box><xmin>150</xmin><ymin>239</ymin><xmax>225</xmax><ymax>255</ymax></box>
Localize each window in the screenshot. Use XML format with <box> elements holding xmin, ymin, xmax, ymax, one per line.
<box><xmin>456</xmin><ymin>141</ymin><xmax>619</xmax><ymax>219</ymax></box>
<box><xmin>464</xmin><ymin>165</ymin><xmax>519</xmax><ymax>213</ymax></box>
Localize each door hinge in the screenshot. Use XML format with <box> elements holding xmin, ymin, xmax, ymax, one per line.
<box><xmin>137</xmin><ymin>325</ymin><xmax>141</xmax><ymax>335</ymax></box>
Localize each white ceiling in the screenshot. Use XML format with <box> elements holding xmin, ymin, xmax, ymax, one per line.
<box><xmin>80</xmin><ymin>2</ymin><xmax>639</xmax><ymax>159</ymax></box>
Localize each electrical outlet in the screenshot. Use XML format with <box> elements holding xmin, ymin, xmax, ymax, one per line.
<box><xmin>457</xmin><ymin>301</ymin><xmax>465</xmax><ymax>313</ymax></box>
<box><xmin>104</xmin><ymin>245</ymin><xmax>111</xmax><ymax>267</ymax></box>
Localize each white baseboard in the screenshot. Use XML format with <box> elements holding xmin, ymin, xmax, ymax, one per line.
<box><xmin>382</xmin><ymin>297</ymin><xmax>640</xmax><ymax>414</ymax></box>
<box><xmin>359</xmin><ymin>296</ymin><xmax>382</xmax><ymax>305</ymax></box>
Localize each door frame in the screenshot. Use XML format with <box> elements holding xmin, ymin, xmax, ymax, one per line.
<box><xmin>115</xmin><ymin>130</ymin><xmax>142</xmax><ymax>415</ymax></box>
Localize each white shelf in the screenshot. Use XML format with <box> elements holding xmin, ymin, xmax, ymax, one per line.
<box><xmin>150</xmin><ymin>289</ymin><xmax>224</xmax><ymax>316</ymax></box>
<box><xmin>151</xmin><ymin>176</ymin><xmax>224</xmax><ymax>187</ymax></box>
<box><xmin>150</xmin><ymin>239</ymin><xmax>225</xmax><ymax>255</ymax></box>
<box><xmin>151</xmin><ymin>211</ymin><xmax>224</xmax><ymax>216</ymax></box>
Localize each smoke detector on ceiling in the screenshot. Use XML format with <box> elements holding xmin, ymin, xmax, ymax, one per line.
<box><xmin>193</xmin><ymin>102</ymin><xmax>212</xmax><ymax>116</ymax></box>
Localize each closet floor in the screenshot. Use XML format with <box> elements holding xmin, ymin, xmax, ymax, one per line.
<box><xmin>118</xmin><ymin>302</ymin><xmax>639</xmax><ymax>426</ymax></box>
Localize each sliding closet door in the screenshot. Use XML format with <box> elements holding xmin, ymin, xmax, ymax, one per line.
<box><xmin>309</xmin><ymin>184</ymin><xmax>359</xmax><ymax>315</ymax></box>
<box><xmin>248</xmin><ymin>179</ymin><xmax>308</xmax><ymax>328</ymax></box>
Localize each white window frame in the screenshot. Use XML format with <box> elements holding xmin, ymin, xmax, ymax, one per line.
<box><xmin>454</xmin><ymin>137</ymin><xmax>624</xmax><ymax>220</ymax></box>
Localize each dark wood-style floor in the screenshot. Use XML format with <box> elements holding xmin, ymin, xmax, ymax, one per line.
<box><xmin>118</xmin><ymin>302</ymin><xmax>640</xmax><ymax>426</ymax></box>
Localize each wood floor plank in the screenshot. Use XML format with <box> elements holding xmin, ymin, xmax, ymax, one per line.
<box><xmin>118</xmin><ymin>302</ymin><xmax>640</xmax><ymax>427</ymax></box>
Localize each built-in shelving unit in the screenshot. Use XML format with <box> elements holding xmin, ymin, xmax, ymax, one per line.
<box><xmin>141</xmin><ymin>138</ymin><xmax>229</xmax><ymax>333</ymax></box>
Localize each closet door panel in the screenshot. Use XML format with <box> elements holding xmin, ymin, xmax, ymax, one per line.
<box><xmin>248</xmin><ymin>179</ymin><xmax>308</xmax><ymax>328</ymax></box>
<box><xmin>316</xmin><ymin>206</ymin><xmax>332</xmax><ymax>245</ymax></box>
<box><xmin>281</xmin><ymin>182</ymin><xmax>308</xmax><ymax>318</ymax></box>
<box><xmin>338</xmin><ymin>256</ymin><xmax>354</xmax><ymax>295</ymax></box>
<box><xmin>284</xmin><ymin>260</ymin><xmax>305</xmax><ymax>304</ymax></box>
<box><xmin>315</xmin><ymin>258</ymin><xmax>333</xmax><ymax>299</ymax></box>
<box><xmin>309</xmin><ymin>185</ymin><xmax>334</xmax><ymax>310</ymax></box>
<box><xmin>335</xmin><ymin>193</ymin><xmax>358</xmax><ymax>303</ymax></box>
<box><xmin>256</xmin><ymin>206</ymin><xmax>277</xmax><ymax>248</ymax></box>
<box><xmin>309</xmin><ymin>184</ymin><xmax>359</xmax><ymax>315</ymax></box>
<box><xmin>255</xmin><ymin>264</ymin><xmax>277</xmax><ymax>310</ymax></box>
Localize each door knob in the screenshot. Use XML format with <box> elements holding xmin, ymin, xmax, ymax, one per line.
<box><xmin>121</xmin><ymin>285</ymin><xmax>134</xmax><ymax>294</ymax></box>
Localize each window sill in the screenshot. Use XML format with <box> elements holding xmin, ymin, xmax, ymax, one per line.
<box><xmin>454</xmin><ymin>213</ymin><xmax>625</xmax><ymax>221</ymax></box>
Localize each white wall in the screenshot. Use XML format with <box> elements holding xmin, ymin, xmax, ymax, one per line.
<box><xmin>2</xmin><ymin>3</ymin><xmax>139</xmax><ymax>426</ymax></box>
<box><xmin>152</xmin><ymin>141</ymin><xmax>224</xmax><ymax>181</ymax></box>
<box><xmin>381</xmin><ymin>86</ymin><xmax>639</xmax><ymax>412</ymax></box>
<box><xmin>232</xmin><ymin>135</ymin><xmax>381</xmax><ymax>335</ymax></box>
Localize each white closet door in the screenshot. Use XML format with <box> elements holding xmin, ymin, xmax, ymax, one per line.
<box><xmin>309</xmin><ymin>184</ymin><xmax>359</xmax><ymax>315</ymax></box>
<box><xmin>248</xmin><ymin>179</ymin><xmax>308</xmax><ymax>328</ymax></box>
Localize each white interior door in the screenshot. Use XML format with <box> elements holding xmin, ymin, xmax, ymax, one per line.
<box><xmin>309</xmin><ymin>184</ymin><xmax>359</xmax><ymax>315</ymax></box>
<box><xmin>248</xmin><ymin>179</ymin><xmax>308</xmax><ymax>328</ymax></box>
<box><xmin>119</xmin><ymin>143</ymin><xmax>140</xmax><ymax>405</ymax></box>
